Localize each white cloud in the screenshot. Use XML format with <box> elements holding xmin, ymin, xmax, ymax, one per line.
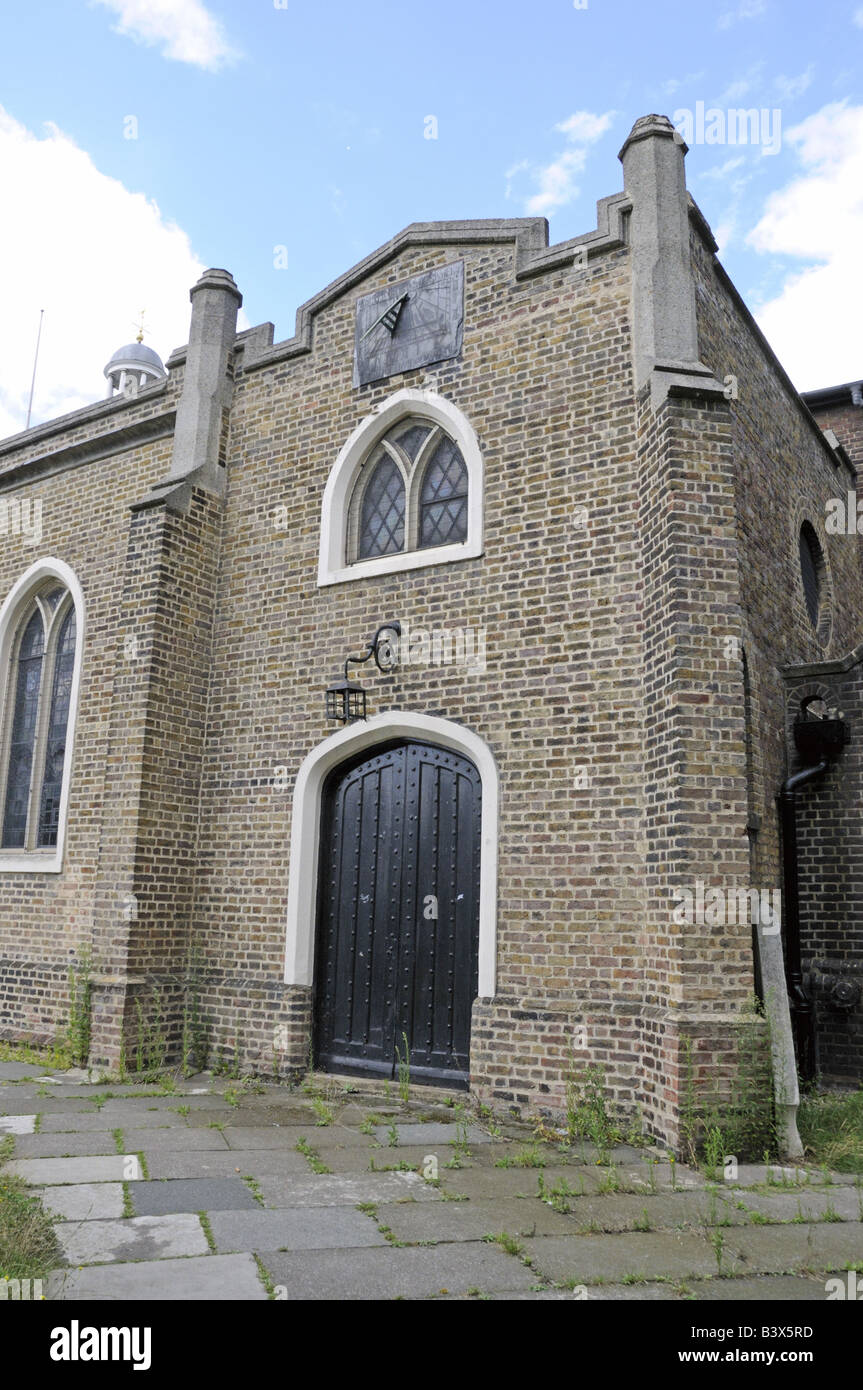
<box><xmin>525</xmin><ymin>149</ymin><xmax>588</xmax><ymax>216</ymax></box>
<box><xmin>91</xmin><ymin>0</ymin><xmax>239</xmax><ymax>71</ymax></box>
<box><xmin>717</xmin><ymin>0</ymin><xmax>767</xmax><ymax>30</ymax></box>
<box><xmin>746</xmin><ymin>101</ymin><xmax>863</xmax><ymax>390</ymax></box>
<box><xmin>717</xmin><ymin>61</ymin><xmax>766</xmax><ymax>105</ymax></box>
<box><xmin>699</xmin><ymin>156</ymin><xmax>746</xmax><ymax>181</ymax></box>
<box><xmin>554</xmin><ymin>111</ymin><xmax>613</xmax><ymax>144</ymax></box>
<box><xmin>511</xmin><ymin>110</ymin><xmax>615</xmax><ymax>218</ymax></box>
<box><xmin>854</xmin><ymin>7</ymin><xmax>863</xmax><ymax>27</ymax></box>
<box><xmin>713</xmin><ymin>219</ymin><xmax>736</xmax><ymax>255</ymax></box>
<box><xmin>0</xmin><ymin>105</ymin><xmax>214</xmax><ymax>442</ymax></box>
<box><xmin>773</xmin><ymin>68</ymin><xmax>814</xmax><ymax>102</ymax></box>
<box><xmin>660</xmin><ymin>71</ymin><xmax>705</xmax><ymax>98</ymax></box>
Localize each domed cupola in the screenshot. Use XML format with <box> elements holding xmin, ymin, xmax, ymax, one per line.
<box><xmin>104</xmin><ymin>328</ymin><xmax>167</xmax><ymax>399</ymax></box>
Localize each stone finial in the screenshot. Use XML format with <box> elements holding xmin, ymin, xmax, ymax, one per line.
<box><xmin>189</xmin><ymin>267</ymin><xmax>243</xmax><ymax>307</ymax></box>
<box><xmin>618</xmin><ymin>113</ymin><xmax>686</xmax><ymax>160</ymax></box>
<box><xmin>152</xmin><ymin>267</ymin><xmax>243</xmax><ymax>500</ymax></box>
<box><xmin>619</xmin><ymin>113</ymin><xmax>724</xmax><ymax>407</ymax></box>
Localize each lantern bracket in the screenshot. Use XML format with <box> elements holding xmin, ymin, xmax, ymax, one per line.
<box><xmin>342</xmin><ymin>621</ymin><xmax>401</xmax><ymax>682</ymax></box>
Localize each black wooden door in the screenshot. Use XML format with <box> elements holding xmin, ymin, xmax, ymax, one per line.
<box><xmin>314</xmin><ymin>740</ymin><xmax>481</xmax><ymax>1087</ymax></box>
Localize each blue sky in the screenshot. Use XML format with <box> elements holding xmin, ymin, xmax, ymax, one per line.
<box><xmin>1</xmin><ymin>0</ymin><xmax>862</xmax><ymax>436</ymax></box>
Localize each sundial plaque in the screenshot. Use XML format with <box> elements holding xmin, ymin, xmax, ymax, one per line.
<box><xmin>353</xmin><ymin>261</ymin><xmax>464</xmax><ymax>388</ymax></box>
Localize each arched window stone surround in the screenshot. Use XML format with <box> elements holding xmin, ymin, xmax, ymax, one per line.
<box><xmin>284</xmin><ymin>712</ymin><xmax>498</xmax><ymax>997</ymax></box>
<box><xmin>0</xmin><ymin>557</ymin><xmax>85</xmax><ymax>874</ymax></box>
<box><xmin>317</xmin><ymin>389</ymin><xmax>483</xmax><ymax>586</ymax></box>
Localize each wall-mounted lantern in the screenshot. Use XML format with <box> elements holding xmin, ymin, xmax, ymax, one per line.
<box><xmin>326</xmin><ymin>622</ymin><xmax>401</xmax><ymax>724</ymax></box>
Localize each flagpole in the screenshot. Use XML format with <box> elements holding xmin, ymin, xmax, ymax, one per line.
<box><xmin>25</xmin><ymin>309</ymin><xmax>45</xmax><ymax>431</ymax></box>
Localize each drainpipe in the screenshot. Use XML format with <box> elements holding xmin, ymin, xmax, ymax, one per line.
<box><xmin>778</xmin><ymin>760</ymin><xmax>828</xmax><ymax>1083</ymax></box>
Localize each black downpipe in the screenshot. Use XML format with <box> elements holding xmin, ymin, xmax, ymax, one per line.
<box><xmin>778</xmin><ymin>759</ymin><xmax>828</xmax><ymax>1083</ymax></box>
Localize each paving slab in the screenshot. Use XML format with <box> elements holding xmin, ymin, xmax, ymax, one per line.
<box><xmin>524</xmin><ymin>1230</ymin><xmax>726</xmax><ymax>1284</ymax></box>
<box><xmin>331</xmin><ymin>1103</ymin><xmax>402</xmax><ymax>1126</ymax></box>
<box><xmin>223</xmin><ymin>1125</ymin><xmax>374</xmax><ymax>1151</ymax></box>
<box><xmin>100</xmin><ymin>1095</ymin><xmax>228</xmax><ymax>1116</ymax></box>
<box><xmin>376</xmin><ymin>1196</ymin><xmax>577</xmax><ymax>1242</ymax></box>
<box><xmin>550</xmin><ymin>1192</ymin><xmax>744</xmax><ymax>1233</ymax></box>
<box><xmin>145</xmin><ymin>1148</ymin><xmax>310</xmax><ymax>1180</ymax></box>
<box><xmin>35</xmin><ymin>1183</ymin><xmax>126</xmax><ymax>1221</ymax></box>
<box><xmin>1</xmin><ymin>1097</ymin><xmax>93</xmax><ymax>1116</ymax></box>
<box><xmin>37</xmin><ymin>1111</ymin><xmax>136</xmax><ymax>1133</ymax></box>
<box><xmin>0</xmin><ymin>1091</ymin><xmax>56</xmax><ymax>1112</ymax></box>
<box><xmin>6</xmin><ymin>1154</ymin><xmax>142</xmax><ymax>1185</ymax></box>
<box><xmin>10</xmin><ymin>1133</ymin><xmax>124</xmax><ymax>1159</ymax></box>
<box><xmin>729</xmin><ymin>1187</ymin><xmax>863</xmax><ymax>1223</ymax></box>
<box><xmin>256</xmin><ymin>1172</ymin><xmax>440</xmax><ymax>1208</ymax></box>
<box><xmin>427</xmin><ymin>1143</ymin><xmax>551</xmax><ymax>1170</ymax></box>
<box><xmin>28</xmin><ymin>1085</ymin><xmax>104</xmax><ymax>1099</ymax></box>
<box><xmin>468</xmin><ymin>1283</ymin><xmax>679</xmax><ymax>1301</ymax></box>
<box><xmin>56</xmin><ymin>1213</ymin><xmax>209</xmax><ymax>1265</ymax></box>
<box><xmin>725</xmin><ymin>1221</ymin><xmax>863</xmax><ymax>1273</ymax></box>
<box><xmin>810</xmin><ymin>1171</ymin><xmax>863</xmax><ymax>1186</ymax></box>
<box><xmin>574</xmin><ymin>1282</ymin><xmax>681</xmax><ymax>1300</ymax></box>
<box><xmin>197</xmin><ymin>1106</ymin><xmax>322</xmax><ymax>1128</ymax></box>
<box><xmin>371</xmin><ymin>1122</ymin><xmax>493</xmax><ymax>1147</ymax></box>
<box><xmin>209</xmin><ymin>1207</ymin><xmax>388</xmax><ymax>1253</ymax></box>
<box><xmin>302</xmin><ymin>1146</ymin><xmax>388</xmax><ymax>1175</ymax></box>
<box><xmin>123</xmin><ymin>1127</ymin><xmax>229</xmax><ymax>1152</ymax></box>
<box><xmin>610</xmin><ymin>1165</ymin><xmax>705</xmax><ymax>1193</ymax></box>
<box><xmin>261</xmin><ymin>1242</ymin><xmax>538</xmax><ymax>1299</ymax></box>
<box><xmin>687</xmin><ymin>1274</ymin><xmax>835</xmax><ymax>1300</ymax></box>
<box><xmin>438</xmin><ymin>1165</ymin><xmax>609</xmax><ymax>1200</ymax></box>
<box><xmin>0</xmin><ymin>1114</ymin><xmax>36</xmax><ymax>1135</ymax></box>
<box><xmin>130</xmin><ymin>1177</ymin><xmax>259</xmax><ymax>1216</ymax></box>
<box><xmin>729</xmin><ymin>1164</ymin><xmax>821</xmax><ymax>1188</ymax></box>
<box><xmin>46</xmin><ymin>1253</ymin><xmax>267</xmax><ymax>1301</ymax></box>
<box><xmin>183</xmin><ymin>1108</ymin><xmax>261</xmax><ymax>1128</ymax></box>
<box><xmin>0</xmin><ymin>1062</ymin><xmax>50</xmax><ymax>1080</ymax></box>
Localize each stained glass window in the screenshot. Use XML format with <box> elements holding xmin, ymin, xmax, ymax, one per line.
<box><xmin>1</xmin><ymin>586</ymin><xmax>78</xmax><ymax>856</ymax></box>
<box><xmin>419</xmin><ymin>435</ymin><xmax>468</xmax><ymax>548</ymax></box>
<box><xmin>358</xmin><ymin>454</ymin><xmax>405</xmax><ymax>559</ymax></box>
<box><xmin>37</xmin><ymin>608</ymin><xmax>77</xmax><ymax>848</ymax></box>
<box><xmin>2</xmin><ymin>611</ymin><xmax>45</xmax><ymax>848</ymax></box>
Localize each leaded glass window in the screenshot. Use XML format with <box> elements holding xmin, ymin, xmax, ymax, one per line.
<box><xmin>2</xmin><ymin>612</ymin><xmax>45</xmax><ymax>847</ymax></box>
<box><xmin>349</xmin><ymin>417</ymin><xmax>470</xmax><ymax>565</ymax></box>
<box><xmin>37</xmin><ymin>608</ymin><xmax>76</xmax><ymax>848</ymax></box>
<box><xmin>359</xmin><ymin>455</ymin><xmax>406</xmax><ymax>559</ymax></box>
<box><xmin>0</xmin><ymin>585</ymin><xmax>78</xmax><ymax>855</ymax></box>
<box><xmin>419</xmin><ymin>435</ymin><xmax>468</xmax><ymax>548</ymax></box>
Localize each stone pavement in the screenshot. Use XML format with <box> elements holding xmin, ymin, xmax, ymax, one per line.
<box><xmin>1</xmin><ymin>1061</ymin><xmax>861</xmax><ymax>1301</ymax></box>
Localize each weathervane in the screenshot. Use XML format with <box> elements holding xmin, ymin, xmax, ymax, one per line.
<box><xmin>132</xmin><ymin>309</ymin><xmax>147</xmax><ymax>344</ymax></box>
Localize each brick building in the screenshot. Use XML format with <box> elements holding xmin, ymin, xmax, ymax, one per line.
<box><xmin>0</xmin><ymin>114</ymin><xmax>860</xmax><ymax>1147</ymax></box>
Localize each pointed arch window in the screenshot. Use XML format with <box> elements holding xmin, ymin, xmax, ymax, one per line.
<box><xmin>0</xmin><ymin>568</ymin><xmax>82</xmax><ymax>870</ymax></box>
<box><xmin>348</xmin><ymin>417</ymin><xmax>470</xmax><ymax>565</ymax></box>
<box><xmin>318</xmin><ymin>389</ymin><xmax>483</xmax><ymax>586</ymax></box>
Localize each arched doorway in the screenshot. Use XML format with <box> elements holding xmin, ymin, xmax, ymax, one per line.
<box><xmin>313</xmin><ymin>739</ymin><xmax>481</xmax><ymax>1086</ymax></box>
